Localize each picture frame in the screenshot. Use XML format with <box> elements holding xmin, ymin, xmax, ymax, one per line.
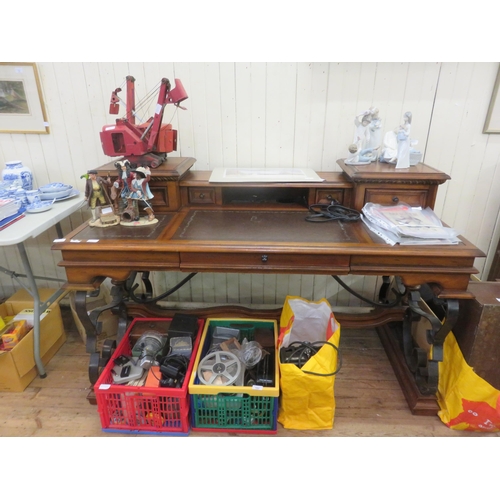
<box><xmin>483</xmin><ymin>64</ymin><xmax>500</xmax><ymax>134</ymax></box>
<box><xmin>0</xmin><ymin>62</ymin><xmax>49</xmax><ymax>134</ymax></box>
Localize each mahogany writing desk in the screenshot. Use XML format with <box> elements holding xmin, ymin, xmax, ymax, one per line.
<box><xmin>51</xmin><ymin>160</ymin><xmax>485</xmax><ymax>413</ymax></box>
<box><xmin>55</xmin><ymin>208</ymin><xmax>481</xmax><ymax>297</ymax></box>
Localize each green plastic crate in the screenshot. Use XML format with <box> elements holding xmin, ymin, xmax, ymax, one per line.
<box><xmin>188</xmin><ymin>318</ymin><xmax>279</xmax><ymax>432</ymax></box>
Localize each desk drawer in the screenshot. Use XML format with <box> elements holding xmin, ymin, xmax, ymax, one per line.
<box><xmin>315</xmin><ymin>189</ymin><xmax>345</xmax><ymax>205</ymax></box>
<box><xmin>181</xmin><ymin>252</ymin><xmax>350</xmax><ymax>273</ymax></box>
<box><xmin>188</xmin><ymin>187</ymin><xmax>216</xmax><ymax>205</ymax></box>
<box><xmin>364</xmin><ymin>188</ymin><xmax>428</xmax><ymax>207</ymax></box>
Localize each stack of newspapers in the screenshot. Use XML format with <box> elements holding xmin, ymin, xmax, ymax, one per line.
<box><xmin>361</xmin><ymin>202</ymin><xmax>460</xmax><ymax>246</ymax></box>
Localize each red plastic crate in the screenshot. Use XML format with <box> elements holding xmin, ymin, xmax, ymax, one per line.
<box><xmin>94</xmin><ymin>317</ymin><xmax>204</xmax><ymax>435</ymax></box>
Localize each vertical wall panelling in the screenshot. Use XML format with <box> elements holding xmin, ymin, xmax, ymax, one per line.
<box><xmin>339</xmin><ymin>62</ymin><xmax>363</xmax><ymax>156</ymax></box>
<box><xmin>47</xmin><ymin>63</ymin><xmax>85</xmax><ymax>187</ymax></box>
<box><xmin>203</xmin><ymin>63</ymin><xmax>225</xmax><ymax>169</ymax></box>
<box><xmin>402</xmin><ymin>63</ymin><xmax>439</xmax><ymax>169</ymax></box>
<box><xmin>171</xmin><ymin>62</ymin><xmax>196</xmax><ymax>162</ymax></box>
<box><xmin>234</xmin><ymin>62</ymin><xmax>254</xmax><ymax>167</ymax></box>
<box><xmin>425</xmin><ymin>63</ymin><xmax>500</xmax><ymax>277</ymax></box>
<box><xmin>322</xmin><ymin>63</ymin><xmax>344</xmax><ymax>171</ymax></box>
<box><xmin>355</xmin><ymin>63</ymin><xmax>378</xmax><ymax>123</ymax></box>
<box><xmin>67</xmin><ymin>63</ymin><xmax>102</xmax><ymax>177</ymax></box>
<box><xmin>443</xmin><ymin>64</ymin><xmax>481</xmax><ymax>230</ymax></box>
<box><xmin>186</xmin><ymin>63</ymin><xmax>210</xmax><ymax>170</ymax></box>
<box><xmin>34</xmin><ymin>65</ymin><xmax>61</xmax><ymax>187</ymax></box>
<box><xmin>265</xmin><ymin>62</ymin><xmax>297</xmax><ymax>168</ymax></box>
<box><xmin>298</xmin><ymin>274</ymin><xmax>315</xmax><ymax>303</ymax></box>
<box><xmin>238</xmin><ymin>273</ymin><xmax>253</xmax><ymax>304</ymax></box>
<box><xmin>249</xmin><ymin>63</ymin><xmax>267</xmax><ymax>169</ymax></box>
<box><xmin>427</xmin><ymin>63</ymin><xmax>471</xmax><ymax>221</ymax></box>
<box><xmin>293</xmin><ymin>62</ymin><xmax>314</xmax><ymax>168</ymax></box>
<box><xmin>225</xmin><ymin>271</ymin><xmax>240</xmax><ymax>304</ymax></box>
<box><xmin>450</xmin><ymin>65</ymin><xmax>500</xmax><ymax>254</ymax></box>
<box><xmin>219</xmin><ymin>62</ymin><xmax>237</xmax><ymax>168</ymax></box>
<box><xmin>286</xmin><ymin>274</ymin><xmax>303</xmax><ymax>302</ymax></box>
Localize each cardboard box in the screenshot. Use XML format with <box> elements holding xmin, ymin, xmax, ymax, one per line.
<box><xmin>0</xmin><ymin>288</ymin><xmax>66</xmax><ymax>392</ymax></box>
<box><xmin>13</xmin><ymin>309</ymin><xmax>50</xmax><ymax>327</ymax></box>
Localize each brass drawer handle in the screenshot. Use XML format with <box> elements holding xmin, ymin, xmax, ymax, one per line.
<box><xmin>261</xmin><ymin>254</ymin><xmax>268</xmax><ymax>262</ymax></box>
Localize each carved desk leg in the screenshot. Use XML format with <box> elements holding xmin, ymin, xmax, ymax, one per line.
<box><xmin>378</xmin><ymin>286</ymin><xmax>459</xmax><ymax>415</ymax></box>
<box><xmin>74</xmin><ymin>282</ymin><xmax>130</xmax><ymax>388</ymax></box>
<box><xmin>74</xmin><ymin>290</ymin><xmax>99</xmax><ymax>355</ymax></box>
<box><xmin>403</xmin><ymin>290</ymin><xmax>459</xmax><ymax>395</ymax></box>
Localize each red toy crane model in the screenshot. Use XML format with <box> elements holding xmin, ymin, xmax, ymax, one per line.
<box><xmin>100</xmin><ymin>75</ymin><xmax>188</xmax><ymax>168</ymax></box>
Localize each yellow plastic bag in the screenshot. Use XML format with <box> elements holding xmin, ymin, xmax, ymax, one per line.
<box><xmin>437</xmin><ymin>332</ymin><xmax>500</xmax><ymax>432</ymax></box>
<box><xmin>277</xmin><ymin>296</ymin><xmax>341</xmax><ymax>430</ymax></box>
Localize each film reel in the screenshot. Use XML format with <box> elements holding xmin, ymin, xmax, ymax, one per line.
<box><xmin>198</xmin><ymin>351</ymin><xmax>242</xmax><ymax>386</ymax></box>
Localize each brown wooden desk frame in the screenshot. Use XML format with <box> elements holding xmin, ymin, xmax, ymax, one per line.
<box><xmin>52</xmin><ymin>159</ymin><xmax>485</xmax><ymax>414</ymax></box>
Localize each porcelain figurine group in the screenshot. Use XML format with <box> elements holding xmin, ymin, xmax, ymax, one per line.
<box><xmin>83</xmin><ymin>161</ymin><xmax>157</xmax><ymax>227</ymax></box>
<box><xmin>346</xmin><ymin>108</ymin><xmax>421</xmax><ymax>169</ymax></box>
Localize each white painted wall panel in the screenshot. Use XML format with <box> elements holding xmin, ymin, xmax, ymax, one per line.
<box><xmin>219</xmin><ymin>63</ymin><xmax>237</xmax><ymax>168</ymax></box>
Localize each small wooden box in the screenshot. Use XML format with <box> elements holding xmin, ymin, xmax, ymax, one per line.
<box><xmin>98</xmin><ymin>205</ymin><xmax>119</xmax><ymax>225</ymax></box>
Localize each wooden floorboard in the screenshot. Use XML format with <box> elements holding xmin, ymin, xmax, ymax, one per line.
<box><xmin>0</xmin><ymin>305</ymin><xmax>498</xmax><ymax>438</ymax></box>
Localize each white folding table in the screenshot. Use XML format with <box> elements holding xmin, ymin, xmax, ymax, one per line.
<box><xmin>0</xmin><ymin>193</ymin><xmax>86</xmax><ymax>377</ymax></box>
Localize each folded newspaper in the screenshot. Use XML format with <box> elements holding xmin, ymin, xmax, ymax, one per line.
<box><xmin>361</xmin><ymin>202</ymin><xmax>460</xmax><ymax>246</ymax></box>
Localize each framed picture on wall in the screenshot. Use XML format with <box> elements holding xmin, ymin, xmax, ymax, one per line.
<box><xmin>0</xmin><ymin>62</ymin><xmax>49</xmax><ymax>134</ymax></box>
<box><xmin>483</xmin><ymin>64</ymin><xmax>500</xmax><ymax>134</ymax></box>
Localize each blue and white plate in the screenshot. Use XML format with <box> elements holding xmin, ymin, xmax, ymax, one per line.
<box><xmin>26</xmin><ymin>200</ymin><xmax>54</xmax><ymax>213</ymax></box>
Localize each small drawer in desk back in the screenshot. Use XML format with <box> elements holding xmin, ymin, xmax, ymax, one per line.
<box><xmin>188</xmin><ymin>187</ymin><xmax>216</xmax><ymax>205</ymax></box>
<box><xmin>315</xmin><ymin>189</ymin><xmax>346</xmax><ymax>205</ymax></box>
<box><xmin>364</xmin><ymin>188</ymin><xmax>428</xmax><ymax>207</ymax></box>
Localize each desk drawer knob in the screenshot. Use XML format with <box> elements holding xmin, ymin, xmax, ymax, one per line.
<box><xmin>199</xmin><ymin>193</ymin><xmax>205</xmax><ymax>199</ymax></box>
<box><xmin>261</xmin><ymin>254</ymin><xmax>268</xmax><ymax>262</ymax></box>
<box><xmin>392</xmin><ymin>196</ymin><xmax>399</xmax><ymax>203</ymax></box>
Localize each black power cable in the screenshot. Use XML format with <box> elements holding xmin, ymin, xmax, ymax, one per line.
<box><xmin>305</xmin><ymin>202</ymin><xmax>361</xmax><ymax>222</ymax></box>
<box><xmin>280</xmin><ymin>341</ymin><xmax>342</xmax><ymax>376</ymax></box>
<box><xmin>157</xmin><ymin>354</ymin><xmax>190</xmax><ymax>387</ymax></box>
<box><xmin>125</xmin><ymin>272</ymin><xmax>198</xmax><ymax>304</ymax></box>
<box><xmin>332</xmin><ymin>275</ymin><xmax>403</xmax><ymax>308</ymax></box>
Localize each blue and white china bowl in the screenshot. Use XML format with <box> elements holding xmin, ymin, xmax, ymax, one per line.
<box><xmin>39</xmin><ymin>182</ymin><xmax>73</xmax><ymax>193</ymax></box>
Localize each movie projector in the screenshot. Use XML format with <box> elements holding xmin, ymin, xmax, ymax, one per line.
<box><xmin>111</xmin><ymin>332</ymin><xmax>167</xmax><ymax>384</ymax></box>
<box><xmin>132</xmin><ymin>332</ymin><xmax>167</xmax><ymax>369</ymax></box>
<box><xmin>197</xmin><ymin>326</ymin><xmax>264</xmax><ymax>387</ymax></box>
